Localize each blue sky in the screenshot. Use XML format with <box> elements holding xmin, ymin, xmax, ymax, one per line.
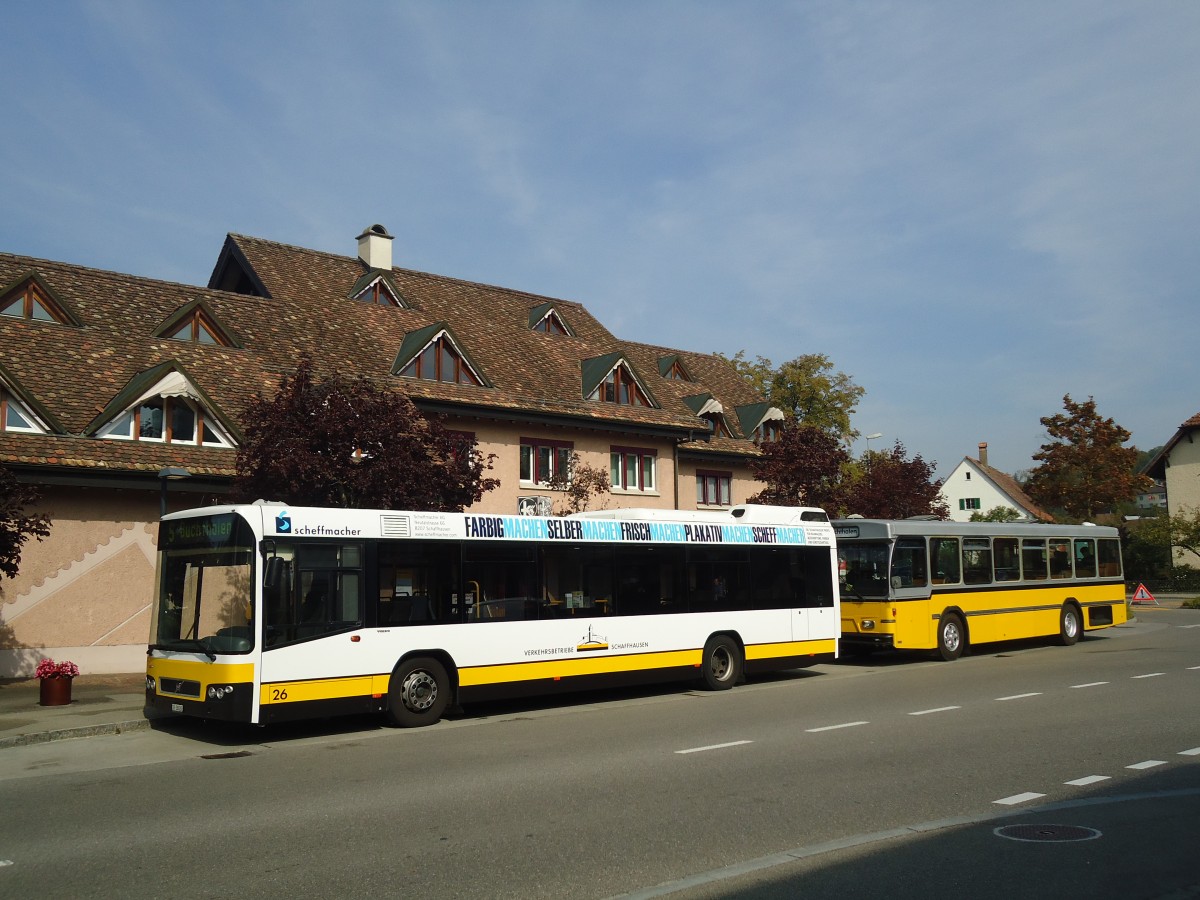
<box><xmin>4</xmin><ymin>1</ymin><xmax>1198</xmax><ymax>477</ymax></box>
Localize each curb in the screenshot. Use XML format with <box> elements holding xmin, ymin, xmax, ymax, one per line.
<box><xmin>0</xmin><ymin>717</ymin><xmax>151</xmax><ymax>750</ymax></box>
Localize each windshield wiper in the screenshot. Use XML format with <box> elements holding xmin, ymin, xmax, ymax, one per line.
<box><xmin>152</xmin><ymin>639</ymin><xmax>216</xmax><ymax>661</ymax></box>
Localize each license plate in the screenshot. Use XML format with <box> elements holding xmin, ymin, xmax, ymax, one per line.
<box><xmin>171</xmin><ymin>703</ymin><xmax>184</xmax><ymax>713</ymax></box>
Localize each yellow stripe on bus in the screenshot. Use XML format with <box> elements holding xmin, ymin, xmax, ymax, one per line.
<box><xmin>259</xmin><ymin>640</ymin><xmax>838</xmax><ymax>702</ymax></box>
<box><xmin>148</xmin><ymin>658</ymin><xmax>255</xmax><ymax>684</ymax></box>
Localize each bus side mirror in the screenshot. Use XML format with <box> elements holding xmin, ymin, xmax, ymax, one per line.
<box><xmin>265</xmin><ymin>556</ymin><xmax>288</xmax><ymax>591</ymax></box>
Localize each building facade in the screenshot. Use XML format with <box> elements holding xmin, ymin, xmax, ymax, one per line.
<box><xmin>939</xmin><ymin>442</ymin><xmax>1052</xmax><ymax>523</ymax></box>
<box><xmin>1146</xmin><ymin>412</ymin><xmax>1200</xmax><ymax>565</ymax></box>
<box><xmin>0</xmin><ymin>227</ymin><xmax>781</xmax><ymax>676</ymax></box>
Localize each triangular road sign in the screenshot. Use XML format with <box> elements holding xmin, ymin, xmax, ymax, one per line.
<box><xmin>1131</xmin><ymin>583</ymin><xmax>1158</xmax><ymax>605</ymax></box>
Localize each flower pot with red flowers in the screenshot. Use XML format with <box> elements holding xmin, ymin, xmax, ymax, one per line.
<box><xmin>35</xmin><ymin>658</ymin><xmax>79</xmax><ymax>706</ymax></box>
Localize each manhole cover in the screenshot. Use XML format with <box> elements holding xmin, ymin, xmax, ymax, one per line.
<box><xmin>995</xmin><ymin>824</ymin><xmax>1102</xmax><ymax>843</ymax></box>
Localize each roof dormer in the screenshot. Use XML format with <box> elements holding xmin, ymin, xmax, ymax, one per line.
<box><xmin>0</xmin><ymin>363</ymin><xmax>61</xmax><ymax>435</ymax></box>
<box><xmin>582</xmin><ymin>353</ymin><xmax>654</xmax><ymax>407</ymax></box>
<box><xmin>86</xmin><ymin>362</ymin><xmax>239</xmax><ymax>447</ymax></box>
<box><xmin>0</xmin><ymin>272</ymin><xmax>81</xmax><ymax>326</ymax></box>
<box><xmin>392</xmin><ymin>323</ymin><xmax>487</xmax><ymax>386</ymax></box>
<box><xmin>658</xmin><ymin>354</ymin><xmax>692</xmax><ymax>381</ymax></box>
<box><xmin>528</xmin><ymin>302</ymin><xmax>572</xmax><ymax>335</ymax></box>
<box><xmin>349</xmin><ymin>270</ymin><xmax>405</xmax><ymax>307</ymax></box>
<box><xmin>154</xmin><ymin>299</ymin><xmax>240</xmax><ymax>347</ymax></box>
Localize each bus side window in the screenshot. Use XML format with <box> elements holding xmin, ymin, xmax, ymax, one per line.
<box><xmin>1049</xmin><ymin>540</ymin><xmax>1072</xmax><ymax>579</ymax></box>
<box><xmin>963</xmin><ymin>538</ymin><xmax>992</xmax><ymax>585</ymax></box>
<box><xmin>1098</xmin><ymin>539</ymin><xmax>1122</xmax><ymax>577</ymax></box>
<box><xmin>891</xmin><ymin>538</ymin><xmax>927</xmax><ymax>588</ymax></box>
<box><xmin>1074</xmin><ymin>539</ymin><xmax>1097</xmax><ymax>578</ymax></box>
<box><xmin>930</xmin><ymin>538</ymin><xmax>960</xmax><ymax>584</ymax></box>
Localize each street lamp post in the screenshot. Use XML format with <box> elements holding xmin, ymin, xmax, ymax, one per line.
<box><xmin>864</xmin><ymin>433</ymin><xmax>882</xmax><ymax>471</ymax></box>
<box><xmin>158</xmin><ymin>467</ymin><xmax>191</xmax><ymax>518</ymax></box>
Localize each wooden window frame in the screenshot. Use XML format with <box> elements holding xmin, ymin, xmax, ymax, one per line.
<box><xmin>696</xmin><ymin>469</ymin><xmax>733</xmax><ymax>507</ymax></box>
<box><xmin>400</xmin><ymin>336</ymin><xmax>482</xmax><ymax>386</ymax></box>
<box><xmin>610</xmin><ymin>446</ymin><xmax>657</xmax><ymax>492</ymax></box>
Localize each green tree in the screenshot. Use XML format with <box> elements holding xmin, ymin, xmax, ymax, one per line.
<box><xmin>1024</xmin><ymin>395</ymin><xmax>1151</xmax><ymax>521</ymax></box>
<box><xmin>747</xmin><ymin>420</ymin><xmax>850</xmax><ymax>511</ymax></box>
<box><xmin>0</xmin><ymin>464</ymin><xmax>51</xmax><ymax>580</ymax></box>
<box><xmin>718</xmin><ymin>351</ymin><xmax>864</xmax><ymax>440</ymax></box>
<box><xmin>1136</xmin><ymin>506</ymin><xmax>1200</xmax><ymax>565</ymax></box>
<box><xmin>844</xmin><ymin>441</ymin><xmax>949</xmax><ymax>519</ymax></box>
<box><xmin>547</xmin><ymin>453</ymin><xmax>611</xmax><ymax>515</ymax></box>
<box><xmin>232</xmin><ymin>356</ymin><xmax>498</xmax><ymax>510</ymax></box>
<box><xmin>969</xmin><ymin>506</ymin><xmax>1023</xmax><ymax>523</ymax></box>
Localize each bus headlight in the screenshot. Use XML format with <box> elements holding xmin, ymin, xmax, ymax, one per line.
<box><xmin>207</xmin><ymin>684</ymin><xmax>234</xmax><ymax>700</ymax></box>
<box><xmin>861</xmin><ymin>620</ymin><xmax>876</xmax><ymax>630</ymax></box>
<box><xmin>145</xmin><ymin>676</ymin><xmax>155</xmax><ymax>691</ymax></box>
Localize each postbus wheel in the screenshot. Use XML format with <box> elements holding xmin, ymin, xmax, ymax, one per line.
<box><xmin>1058</xmin><ymin>603</ymin><xmax>1081</xmax><ymax>646</ymax></box>
<box><xmin>701</xmin><ymin>635</ymin><xmax>742</xmax><ymax>690</ymax></box>
<box><xmin>936</xmin><ymin>613</ymin><xmax>966</xmax><ymax>661</ymax></box>
<box><xmin>388</xmin><ymin>657</ymin><xmax>450</xmax><ymax>727</ymax></box>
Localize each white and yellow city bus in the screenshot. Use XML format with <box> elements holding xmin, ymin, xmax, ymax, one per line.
<box><xmin>145</xmin><ymin>502</ymin><xmax>839</xmax><ymax>727</ymax></box>
<box><xmin>834</xmin><ymin>519</ymin><xmax>1127</xmax><ymax>661</ymax></box>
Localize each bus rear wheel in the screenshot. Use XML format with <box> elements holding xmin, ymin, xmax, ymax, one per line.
<box><xmin>388</xmin><ymin>657</ymin><xmax>449</xmax><ymax>727</ymax></box>
<box><xmin>701</xmin><ymin>635</ymin><xmax>742</xmax><ymax>690</ymax></box>
<box><xmin>936</xmin><ymin>613</ymin><xmax>965</xmax><ymax>661</ymax></box>
<box><xmin>1058</xmin><ymin>603</ymin><xmax>1081</xmax><ymax>646</ymax></box>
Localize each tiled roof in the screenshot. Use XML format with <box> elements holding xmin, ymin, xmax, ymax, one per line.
<box><xmin>972</xmin><ymin>458</ymin><xmax>1055</xmax><ymax>522</ymax></box>
<box><xmin>0</xmin><ymin>232</ymin><xmax>769</xmax><ymax>475</ymax></box>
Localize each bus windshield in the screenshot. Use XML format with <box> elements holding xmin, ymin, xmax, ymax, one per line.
<box><xmin>151</xmin><ymin>512</ymin><xmax>256</xmax><ymax>656</ymax></box>
<box><xmin>839</xmin><ymin>541</ymin><xmax>890</xmax><ymax>598</ymax></box>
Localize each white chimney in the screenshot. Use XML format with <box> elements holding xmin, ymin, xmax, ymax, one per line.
<box><xmin>978</xmin><ymin>442</ymin><xmax>988</xmax><ymax>467</ymax></box>
<box><xmin>356</xmin><ymin>224</ymin><xmax>394</xmax><ymax>271</ymax></box>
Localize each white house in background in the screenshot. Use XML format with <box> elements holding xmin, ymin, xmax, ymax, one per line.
<box><xmin>1146</xmin><ymin>410</ymin><xmax>1200</xmax><ymax>565</ymax></box>
<box><xmin>940</xmin><ymin>442</ymin><xmax>1053</xmax><ymax>523</ymax></box>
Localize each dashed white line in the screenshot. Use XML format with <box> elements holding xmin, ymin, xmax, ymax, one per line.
<box><xmin>1065</xmin><ymin>775</ymin><xmax>1111</xmax><ymax>786</ymax></box>
<box><xmin>1127</xmin><ymin>760</ymin><xmax>1167</xmax><ymax>770</ymax></box>
<box><xmin>805</xmin><ymin>721</ymin><xmax>869</xmax><ymax>733</ymax></box>
<box><xmin>1180</xmin><ymin>748</ymin><xmax>1200</xmax><ymax>756</ymax></box>
<box><xmin>675</xmin><ymin>740</ymin><xmax>753</xmax><ymax>755</ymax></box>
<box><xmin>908</xmin><ymin>706</ymin><xmax>960</xmax><ymax>716</ymax></box>
<box><xmin>1132</xmin><ymin>673</ymin><xmax>1165</xmax><ymax>679</ymax></box>
<box><xmin>995</xmin><ymin>692</ymin><xmax>1042</xmax><ymax>701</ymax></box>
<box><xmin>994</xmin><ymin>792</ymin><xmax>1045</xmax><ymax>806</ymax></box>
<box><xmin>1178</xmin><ymin>624</ymin><xmax>1200</xmax><ymax>629</ymax></box>
<box><xmin>1188</xmin><ymin>665</ymin><xmax>1200</xmax><ymax>670</ymax></box>
<box><xmin>1070</xmin><ymin>681</ymin><xmax>1109</xmax><ymax>689</ymax></box>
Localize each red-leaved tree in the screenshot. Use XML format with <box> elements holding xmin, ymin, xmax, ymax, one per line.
<box><xmin>232</xmin><ymin>357</ymin><xmax>498</xmax><ymax>510</ymax></box>
<box><xmin>0</xmin><ymin>464</ymin><xmax>51</xmax><ymax>580</ymax></box>
<box><xmin>844</xmin><ymin>440</ymin><xmax>949</xmax><ymax>519</ymax></box>
<box><xmin>747</xmin><ymin>420</ymin><xmax>850</xmax><ymax>511</ymax></box>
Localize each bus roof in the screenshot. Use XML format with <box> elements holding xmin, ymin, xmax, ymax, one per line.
<box><xmin>832</xmin><ymin>518</ymin><xmax>1119</xmax><ymax>540</ymax></box>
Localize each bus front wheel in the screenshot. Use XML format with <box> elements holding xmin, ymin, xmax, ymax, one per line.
<box><xmin>936</xmin><ymin>613</ymin><xmax>965</xmax><ymax>661</ymax></box>
<box><xmin>1059</xmin><ymin>604</ymin><xmax>1081</xmax><ymax>646</ymax></box>
<box><xmin>701</xmin><ymin>635</ymin><xmax>742</xmax><ymax>690</ymax></box>
<box><xmin>388</xmin><ymin>657</ymin><xmax>450</xmax><ymax>727</ymax></box>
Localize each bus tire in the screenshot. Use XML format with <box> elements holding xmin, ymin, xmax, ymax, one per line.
<box><xmin>936</xmin><ymin>613</ymin><xmax>965</xmax><ymax>661</ymax></box>
<box><xmin>388</xmin><ymin>657</ymin><xmax>449</xmax><ymax>727</ymax></box>
<box><xmin>1058</xmin><ymin>603</ymin><xmax>1081</xmax><ymax>646</ymax></box>
<box><xmin>701</xmin><ymin>635</ymin><xmax>742</xmax><ymax>691</ymax></box>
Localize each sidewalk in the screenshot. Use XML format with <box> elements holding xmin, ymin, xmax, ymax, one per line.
<box><xmin>0</xmin><ymin>672</ymin><xmax>148</xmax><ymax>750</ymax></box>
<box><xmin>0</xmin><ymin>597</ymin><xmax>1191</xmax><ymax>750</ymax></box>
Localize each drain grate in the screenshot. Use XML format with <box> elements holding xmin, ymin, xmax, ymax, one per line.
<box><xmin>995</xmin><ymin>824</ymin><xmax>1102</xmax><ymax>843</ymax></box>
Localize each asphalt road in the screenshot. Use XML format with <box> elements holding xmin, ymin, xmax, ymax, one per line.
<box><xmin>1</xmin><ymin>611</ymin><xmax>1197</xmax><ymax>899</ymax></box>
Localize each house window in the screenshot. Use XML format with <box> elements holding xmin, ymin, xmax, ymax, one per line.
<box><xmin>399</xmin><ymin>335</ymin><xmax>483</xmax><ymax>386</ymax></box>
<box><xmin>533</xmin><ymin>310</ymin><xmax>569</xmax><ymax>334</ymax></box>
<box><xmin>355</xmin><ymin>278</ymin><xmax>401</xmax><ymax>306</ymax></box>
<box><xmin>664</xmin><ymin>360</ymin><xmax>690</xmax><ymax>381</ymax></box>
<box><xmin>520</xmin><ymin>438</ymin><xmax>572</xmax><ymax>486</ymax></box>
<box><xmin>697</xmin><ymin>470</ymin><xmax>732</xmax><ymax>507</ymax></box>
<box><xmin>703</xmin><ymin>413</ymin><xmax>733</xmax><ymax>438</ymax></box>
<box><xmin>753</xmin><ymin>420</ymin><xmax>781</xmax><ymax>444</ymax></box>
<box><xmin>1</xmin><ymin>389</ymin><xmax>41</xmax><ymax>433</ymax></box>
<box><xmin>588</xmin><ymin>364</ymin><xmax>650</xmax><ymax>406</ymax></box>
<box><xmin>163</xmin><ymin>308</ymin><xmax>229</xmax><ymax>345</ymax></box>
<box><xmin>959</xmin><ymin>498</ymin><xmax>981</xmax><ymax>511</ymax></box>
<box><xmin>0</xmin><ymin>279</ymin><xmax>71</xmax><ymax>324</ymax></box>
<box><xmin>99</xmin><ymin>397</ymin><xmax>230</xmax><ymax>446</ymax></box>
<box><xmin>610</xmin><ymin>447</ymin><xmax>657</xmax><ymax>492</ymax></box>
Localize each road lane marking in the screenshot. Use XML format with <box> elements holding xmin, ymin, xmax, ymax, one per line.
<box><xmin>1132</xmin><ymin>673</ymin><xmax>1165</xmax><ymax>679</ymax></box>
<box><xmin>1180</xmin><ymin>748</ymin><xmax>1200</xmax><ymax>756</ymax></box>
<box><xmin>909</xmin><ymin>706</ymin><xmax>960</xmax><ymax>716</ymax></box>
<box><xmin>995</xmin><ymin>693</ymin><xmax>1042</xmax><ymax>701</ymax></box>
<box><xmin>1065</xmin><ymin>775</ymin><xmax>1111</xmax><ymax>786</ymax></box>
<box><xmin>675</xmin><ymin>740</ymin><xmax>753</xmax><ymax>755</ymax></box>
<box><xmin>805</xmin><ymin>721</ymin><xmax>869</xmax><ymax>733</ymax></box>
<box><xmin>1070</xmin><ymin>681</ymin><xmax>1109</xmax><ymax>688</ymax></box>
<box><xmin>1188</xmin><ymin>665</ymin><xmax>1200</xmax><ymax>670</ymax></box>
<box><xmin>1127</xmin><ymin>760</ymin><xmax>1167</xmax><ymax>770</ymax></box>
<box><xmin>1179</xmin><ymin>625</ymin><xmax>1200</xmax><ymax>629</ymax></box>
<box><xmin>994</xmin><ymin>792</ymin><xmax>1046</xmax><ymax>806</ymax></box>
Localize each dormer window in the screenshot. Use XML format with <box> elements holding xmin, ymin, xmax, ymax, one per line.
<box><xmin>658</xmin><ymin>355</ymin><xmax>692</xmax><ymax>382</ymax></box>
<box><xmin>398</xmin><ymin>333</ymin><xmax>483</xmax><ymax>385</ymax></box>
<box><xmin>163</xmin><ymin>307</ymin><xmax>229</xmax><ymax>345</ymax></box>
<box><xmin>351</xmin><ymin>272</ymin><xmax>403</xmax><ymax>307</ymax></box>
<box><xmin>1</xmin><ymin>389</ymin><xmax>44</xmax><ymax>433</ymax></box>
<box><xmin>528</xmin><ymin>302</ymin><xmax>572</xmax><ymax>335</ymax></box>
<box><xmin>98</xmin><ymin>396</ymin><xmax>231</xmax><ymax>446</ymax></box>
<box><xmin>754</xmin><ymin>419</ymin><xmax>781</xmax><ymax>444</ymax></box>
<box><xmin>588</xmin><ymin>363</ymin><xmax>650</xmax><ymax>406</ymax></box>
<box><xmin>704</xmin><ymin>413</ymin><xmax>733</xmax><ymax>438</ymax></box>
<box><xmin>0</xmin><ymin>275</ymin><xmax>77</xmax><ymax>325</ymax></box>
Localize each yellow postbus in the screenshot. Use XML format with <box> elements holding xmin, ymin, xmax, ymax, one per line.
<box><xmin>834</xmin><ymin>519</ymin><xmax>1126</xmax><ymax>660</ymax></box>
